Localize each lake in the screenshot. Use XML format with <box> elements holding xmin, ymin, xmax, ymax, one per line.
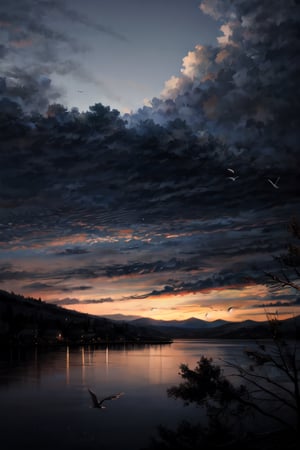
<box><xmin>0</xmin><ymin>339</ymin><xmax>282</xmax><ymax>450</ymax></box>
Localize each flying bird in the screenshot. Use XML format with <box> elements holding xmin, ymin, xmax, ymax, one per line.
<box><xmin>227</xmin><ymin>306</ymin><xmax>234</xmax><ymax>313</ymax></box>
<box><xmin>267</xmin><ymin>177</ymin><xmax>280</xmax><ymax>189</ymax></box>
<box><xmin>88</xmin><ymin>388</ymin><xmax>124</xmax><ymax>409</ymax></box>
<box><xmin>226</xmin><ymin>168</ymin><xmax>239</xmax><ymax>181</ymax></box>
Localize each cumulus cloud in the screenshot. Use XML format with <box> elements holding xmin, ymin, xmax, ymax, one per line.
<box><xmin>128</xmin><ymin>0</ymin><xmax>300</xmax><ymax>167</ymax></box>
<box><xmin>0</xmin><ymin>71</ymin><xmax>61</xmax><ymax>114</ymax></box>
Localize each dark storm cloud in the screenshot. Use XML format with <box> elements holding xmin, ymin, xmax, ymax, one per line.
<box><xmin>55</xmin><ymin>247</ymin><xmax>90</xmax><ymax>256</ymax></box>
<box><xmin>58</xmin><ymin>267</ymin><xmax>100</xmax><ymax>280</ymax></box>
<box><xmin>103</xmin><ymin>258</ymin><xmax>202</xmax><ymax>277</ymax></box>
<box><xmin>252</xmin><ymin>297</ymin><xmax>300</xmax><ymax>309</ymax></box>
<box><xmin>126</xmin><ymin>269</ymin><xmax>260</xmax><ymax>300</ymax></box>
<box><xmin>0</xmin><ymin>264</ymin><xmax>32</xmax><ymax>282</ymax></box>
<box><xmin>22</xmin><ymin>282</ymin><xmax>54</xmax><ymax>290</ymax></box>
<box><xmin>0</xmin><ymin>86</ymin><xmax>298</xmax><ymax>230</ymax></box>
<box><xmin>53</xmin><ymin>297</ymin><xmax>114</xmax><ymax>305</ymax></box>
<box><xmin>0</xmin><ymin>71</ymin><xmax>61</xmax><ymax>113</ymax></box>
<box><xmin>22</xmin><ymin>282</ymin><xmax>92</xmax><ymax>292</ymax></box>
<box><xmin>59</xmin><ymin>285</ymin><xmax>93</xmax><ymax>292</ymax></box>
<box><xmin>0</xmin><ymin>257</ymin><xmax>204</xmax><ymax>284</ymax></box>
<box><xmin>0</xmin><ymin>264</ymin><xmax>99</xmax><ymax>283</ymax></box>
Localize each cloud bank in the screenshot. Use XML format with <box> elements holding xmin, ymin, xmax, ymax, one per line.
<box><xmin>127</xmin><ymin>0</ymin><xmax>300</xmax><ymax>167</ymax></box>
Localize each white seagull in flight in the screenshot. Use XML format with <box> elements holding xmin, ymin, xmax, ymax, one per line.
<box><xmin>227</xmin><ymin>168</ymin><xmax>239</xmax><ymax>181</ymax></box>
<box><xmin>267</xmin><ymin>176</ymin><xmax>280</xmax><ymax>189</ymax></box>
<box><xmin>88</xmin><ymin>389</ymin><xmax>124</xmax><ymax>409</ymax></box>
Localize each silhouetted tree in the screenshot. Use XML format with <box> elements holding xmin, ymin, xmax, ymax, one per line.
<box><xmin>146</xmin><ymin>315</ymin><xmax>299</xmax><ymax>450</ymax></box>
<box><xmin>265</xmin><ymin>218</ymin><xmax>300</xmax><ymax>292</ymax></box>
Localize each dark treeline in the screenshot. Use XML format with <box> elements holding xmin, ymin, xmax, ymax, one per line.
<box><xmin>0</xmin><ymin>289</ymin><xmax>171</xmax><ymax>346</ymax></box>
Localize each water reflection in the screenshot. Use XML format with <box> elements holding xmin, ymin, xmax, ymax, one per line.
<box><xmin>105</xmin><ymin>345</ymin><xmax>109</xmax><ymax>376</ymax></box>
<box><xmin>0</xmin><ymin>340</ymin><xmax>268</xmax><ymax>450</ymax></box>
<box><xmin>66</xmin><ymin>345</ymin><xmax>70</xmax><ymax>385</ymax></box>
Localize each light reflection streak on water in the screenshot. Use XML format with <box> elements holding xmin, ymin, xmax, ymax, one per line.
<box><xmin>105</xmin><ymin>345</ymin><xmax>109</xmax><ymax>377</ymax></box>
<box><xmin>81</xmin><ymin>346</ymin><xmax>85</xmax><ymax>385</ymax></box>
<box><xmin>66</xmin><ymin>345</ymin><xmax>70</xmax><ymax>385</ymax></box>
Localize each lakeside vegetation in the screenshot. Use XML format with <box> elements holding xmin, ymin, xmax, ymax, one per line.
<box><xmin>0</xmin><ymin>290</ymin><xmax>172</xmax><ymax>346</ymax></box>
<box><xmin>144</xmin><ymin>313</ymin><xmax>300</xmax><ymax>450</ymax></box>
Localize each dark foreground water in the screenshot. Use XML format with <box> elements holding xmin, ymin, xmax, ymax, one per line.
<box><xmin>0</xmin><ymin>339</ymin><xmax>288</xmax><ymax>450</ymax></box>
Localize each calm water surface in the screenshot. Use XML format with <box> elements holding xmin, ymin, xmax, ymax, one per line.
<box><xmin>0</xmin><ymin>340</ymin><xmax>264</xmax><ymax>450</ymax></box>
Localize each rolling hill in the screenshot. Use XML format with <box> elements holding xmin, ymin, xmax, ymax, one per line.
<box><xmin>0</xmin><ymin>290</ymin><xmax>171</xmax><ymax>346</ymax></box>
<box><xmin>131</xmin><ymin>316</ymin><xmax>300</xmax><ymax>339</ymax></box>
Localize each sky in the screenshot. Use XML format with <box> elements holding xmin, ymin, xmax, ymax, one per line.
<box><xmin>0</xmin><ymin>0</ymin><xmax>300</xmax><ymax>322</ymax></box>
<box><xmin>0</xmin><ymin>0</ymin><xmax>221</xmax><ymax>113</ymax></box>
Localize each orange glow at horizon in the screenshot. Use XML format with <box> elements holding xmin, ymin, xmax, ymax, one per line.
<box><xmin>45</xmin><ymin>283</ymin><xmax>300</xmax><ymax>323</ymax></box>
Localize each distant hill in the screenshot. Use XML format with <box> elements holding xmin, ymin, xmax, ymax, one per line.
<box><xmin>102</xmin><ymin>313</ymin><xmax>143</xmax><ymax>321</ymax></box>
<box><xmin>131</xmin><ymin>315</ymin><xmax>300</xmax><ymax>340</ymax></box>
<box><xmin>131</xmin><ymin>317</ymin><xmax>229</xmax><ymax>329</ymax></box>
<box><xmin>1</xmin><ymin>289</ymin><xmax>299</xmax><ymax>344</ymax></box>
<box><xmin>0</xmin><ymin>290</ymin><xmax>171</xmax><ymax>346</ymax></box>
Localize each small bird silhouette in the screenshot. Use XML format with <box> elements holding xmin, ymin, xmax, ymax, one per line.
<box><xmin>88</xmin><ymin>388</ymin><xmax>124</xmax><ymax>409</ymax></box>
<box><xmin>226</xmin><ymin>168</ymin><xmax>239</xmax><ymax>181</ymax></box>
<box><xmin>267</xmin><ymin>177</ymin><xmax>280</xmax><ymax>189</ymax></box>
<box><xmin>227</xmin><ymin>306</ymin><xmax>234</xmax><ymax>313</ymax></box>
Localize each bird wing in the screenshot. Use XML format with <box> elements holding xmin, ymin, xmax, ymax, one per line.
<box><xmin>267</xmin><ymin>178</ymin><xmax>275</xmax><ymax>187</ymax></box>
<box><xmin>227</xmin><ymin>168</ymin><xmax>235</xmax><ymax>173</ymax></box>
<box><xmin>99</xmin><ymin>392</ymin><xmax>124</xmax><ymax>405</ymax></box>
<box><xmin>88</xmin><ymin>389</ymin><xmax>100</xmax><ymax>407</ymax></box>
<box><xmin>275</xmin><ymin>176</ymin><xmax>280</xmax><ymax>185</ymax></box>
<box><xmin>268</xmin><ymin>178</ymin><xmax>279</xmax><ymax>188</ymax></box>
